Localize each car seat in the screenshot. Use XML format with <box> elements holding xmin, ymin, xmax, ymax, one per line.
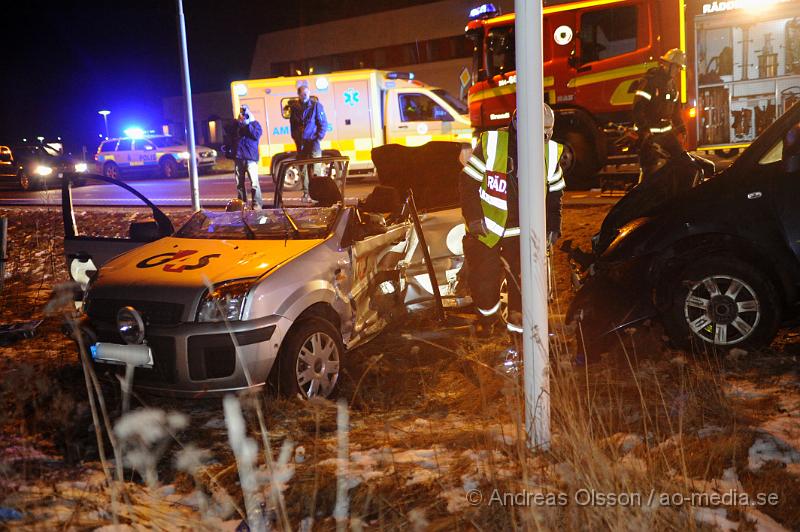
<box><xmin>308</xmin><ymin>175</ymin><xmax>343</xmax><ymax>207</ymax></box>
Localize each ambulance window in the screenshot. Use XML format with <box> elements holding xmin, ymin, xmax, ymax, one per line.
<box><xmin>579</xmin><ymin>6</ymin><xmax>638</xmax><ymax>63</ymax></box>
<box><xmin>117</xmin><ymin>139</ymin><xmax>132</xmax><ymax>151</ymax></box>
<box><xmin>399</xmin><ymin>93</ymin><xmax>453</xmax><ymax>122</ymax></box>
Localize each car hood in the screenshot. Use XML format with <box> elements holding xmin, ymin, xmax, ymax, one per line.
<box><xmin>161</xmin><ymin>145</ymin><xmax>213</xmax><ymax>154</ymax></box>
<box><xmin>88</xmin><ymin>236</ymin><xmax>325</xmax><ymax>307</ymax></box>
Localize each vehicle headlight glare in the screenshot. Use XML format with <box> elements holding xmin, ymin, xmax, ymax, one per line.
<box><xmin>34</xmin><ymin>165</ymin><xmax>53</xmax><ymax>176</ymax></box>
<box><xmin>177</xmin><ymin>151</ymin><xmax>191</xmax><ymax>159</ymax></box>
<box><xmin>210</xmin><ymin>149</ymin><xmax>218</xmax><ymax>158</ymax></box>
<box><xmin>74</xmin><ymin>162</ymin><xmax>88</xmax><ymax>173</ymax></box>
<box><xmin>196</xmin><ymin>279</ymin><xmax>255</xmax><ymax>322</ymax></box>
<box><xmin>117</xmin><ymin>306</ymin><xmax>145</xmax><ymax>345</ymax></box>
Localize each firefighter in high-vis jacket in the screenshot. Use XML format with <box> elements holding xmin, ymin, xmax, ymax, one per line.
<box><xmin>460</xmin><ymin>103</ymin><xmax>565</xmax><ymax>350</ymax></box>
<box><xmin>632</xmin><ymin>48</ymin><xmax>687</xmax><ymax>179</ymax></box>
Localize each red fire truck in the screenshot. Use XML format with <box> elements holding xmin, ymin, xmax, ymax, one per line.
<box><xmin>465</xmin><ymin>0</ymin><xmax>800</xmax><ymax>188</ymax></box>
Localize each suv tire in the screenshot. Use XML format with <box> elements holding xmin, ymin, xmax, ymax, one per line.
<box><xmin>662</xmin><ymin>256</ymin><xmax>781</xmax><ymax>350</ymax></box>
<box><xmin>160</xmin><ymin>157</ymin><xmax>178</xmax><ymax>179</ymax></box>
<box><xmin>103</xmin><ymin>162</ymin><xmax>119</xmax><ymax>179</ymax></box>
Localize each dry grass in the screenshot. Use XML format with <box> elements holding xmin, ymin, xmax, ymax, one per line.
<box><xmin>0</xmin><ymin>205</ymin><xmax>798</xmax><ymax>530</ymax></box>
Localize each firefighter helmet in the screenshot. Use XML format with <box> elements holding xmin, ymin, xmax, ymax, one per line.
<box><xmin>225</xmin><ymin>198</ymin><xmax>244</xmax><ymax>212</ymax></box>
<box><xmin>660</xmin><ymin>48</ymin><xmax>687</xmax><ymax>69</ymax></box>
<box><xmin>510</xmin><ymin>103</ymin><xmax>555</xmax><ymax>140</ymax></box>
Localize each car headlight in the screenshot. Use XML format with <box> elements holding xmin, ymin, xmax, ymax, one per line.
<box><xmin>177</xmin><ymin>151</ymin><xmax>191</xmax><ymax>159</ymax></box>
<box><xmin>74</xmin><ymin>162</ymin><xmax>88</xmax><ymax>173</ymax></box>
<box><xmin>196</xmin><ymin>278</ymin><xmax>255</xmax><ymax>322</ymax></box>
<box><xmin>117</xmin><ymin>306</ymin><xmax>145</xmax><ymax>345</ymax></box>
<box><xmin>34</xmin><ymin>165</ymin><xmax>53</xmax><ymax>176</ymax></box>
<box><xmin>210</xmin><ymin>149</ymin><xmax>217</xmax><ymax>158</ymax></box>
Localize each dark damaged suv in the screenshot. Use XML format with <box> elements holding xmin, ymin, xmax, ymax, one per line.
<box><xmin>569</xmin><ymin>102</ymin><xmax>800</xmax><ymax>352</ymax></box>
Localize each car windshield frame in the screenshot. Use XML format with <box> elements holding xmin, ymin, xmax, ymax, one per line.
<box><xmin>12</xmin><ymin>144</ymin><xmax>60</xmax><ymax>158</ymax></box>
<box><xmin>148</xmin><ymin>136</ymin><xmax>184</xmax><ymax>148</ymax></box>
<box><xmin>432</xmin><ymin>89</ymin><xmax>468</xmax><ymax>115</ymax></box>
<box><xmin>174</xmin><ymin>206</ymin><xmax>341</xmax><ymax>240</ymax></box>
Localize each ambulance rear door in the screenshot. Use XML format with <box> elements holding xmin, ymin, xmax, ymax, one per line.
<box><xmin>331</xmin><ymin>78</ymin><xmax>373</xmax><ymax>164</ymax></box>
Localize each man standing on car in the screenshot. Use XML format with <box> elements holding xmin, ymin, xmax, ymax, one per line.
<box><xmin>234</xmin><ymin>104</ymin><xmax>264</xmax><ymax>208</ymax></box>
<box><xmin>290</xmin><ymin>81</ymin><xmax>328</xmax><ymax>201</ymax></box>
<box><xmin>632</xmin><ymin>48</ymin><xmax>687</xmax><ymax>180</ymax></box>
<box><xmin>460</xmin><ymin>103</ymin><xmax>565</xmax><ymax>371</ymax></box>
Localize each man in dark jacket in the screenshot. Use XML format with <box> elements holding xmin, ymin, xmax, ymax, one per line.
<box><xmin>234</xmin><ymin>104</ymin><xmax>264</xmax><ymax>208</ymax></box>
<box><xmin>290</xmin><ymin>81</ymin><xmax>328</xmax><ymax>200</ymax></box>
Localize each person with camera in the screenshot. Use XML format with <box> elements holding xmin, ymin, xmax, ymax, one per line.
<box><xmin>233</xmin><ymin>104</ymin><xmax>263</xmax><ymax>208</ymax></box>
<box><xmin>289</xmin><ymin>81</ymin><xmax>328</xmax><ymax>201</ymax></box>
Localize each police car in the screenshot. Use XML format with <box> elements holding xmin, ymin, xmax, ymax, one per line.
<box><xmin>95</xmin><ymin>135</ymin><xmax>217</xmax><ymax>179</ymax></box>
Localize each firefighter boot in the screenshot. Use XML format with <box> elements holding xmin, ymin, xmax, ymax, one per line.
<box><xmin>497</xmin><ymin>331</ymin><xmax>523</xmax><ymax>376</ymax></box>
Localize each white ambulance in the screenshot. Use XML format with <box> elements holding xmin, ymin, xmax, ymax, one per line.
<box><xmin>230</xmin><ymin>69</ymin><xmax>471</xmax><ymax>189</ymax></box>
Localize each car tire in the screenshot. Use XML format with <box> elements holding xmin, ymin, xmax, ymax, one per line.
<box><xmin>273</xmin><ymin>317</ymin><xmax>343</xmax><ymax>399</ymax></box>
<box><xmin>661</xmin><ymin>256</ymin><xmax>781</xmax><ymax>350</ymax></box>
<box><xmin>103</xmin><ymin>162</ymin><xmax>119</xmax><ymax>179</ymax></box>
<box><xmin>270</xmin><ymin>152</ymin><xmax>295</xmax><ymax>184</ymax></box>
<box><xmin>160</xmin><ymin>157</ymin><xmax>179</xmax><ymax>179</ymax></box>
<box><xmin>282</xmin><ymin>165</ymin><xmax>304</xmax><ymax>192</ymax></box>
<box><xmin>558</xmin><ymin>130</ymin><xmax>600</xmax><ymax>190</ymax></box>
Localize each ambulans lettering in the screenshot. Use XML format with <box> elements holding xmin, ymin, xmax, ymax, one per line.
<box><xmin>136</xmin><ymin>250</ymin><xmax>222</xmax><ymax>272</ymax></box>
<box><xmin>272</xmin><ymin>126</ymin><xmax>290</xmax><ymax>136</ymax></box>
<box><xmin>487</xmin><ymin>174</ymin><xmax>507</xmax><ymax>194</ymax></box>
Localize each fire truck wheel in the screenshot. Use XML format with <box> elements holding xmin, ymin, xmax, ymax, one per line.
<box><xmin>103</xmin><ymin>162</ymin><xmax>119</xmax><ymax>180</ymax></box>
<box><xmin>559</xmin><ymin>130</ymin><xmax>600</xmax><ymax>190</ymax></box>
<box><xmin>18</xmin><ymin>171</ymin><xmax>35</xmax><ymax>191</ymax></box>
<box><xmin>160</xmin><ymin>157</ymin><xmax>179</xmax><ymax>179</ymax></box>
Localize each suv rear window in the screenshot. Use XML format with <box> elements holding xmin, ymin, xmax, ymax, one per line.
<box><xmin>100</xmin><ymin>140</ymin><xmax>117</xmax><ymax>152</ymax></box>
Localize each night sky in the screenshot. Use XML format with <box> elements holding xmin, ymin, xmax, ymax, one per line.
<box><xmin>0</xmin><ymin>0</ymin><xmax>439</xmax><ymax>153</ymax></box>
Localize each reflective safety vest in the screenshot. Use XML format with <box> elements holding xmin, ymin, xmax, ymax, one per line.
<box><xmin>463</xmin><ymin>131</ymin><xmax>565</xmax><ymax>248</ymax></box>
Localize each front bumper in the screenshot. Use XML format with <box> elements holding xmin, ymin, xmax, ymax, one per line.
<box><xmin>566</xmin><ymin>258</ymin><xmax>657</xmax><ymax>356</ymax></box>
<box><xmin>180</xmin><ymin>157</ymin><xmax>216</xmax><ymax>168</ymax></box>
<box><xmin>82</xmin><ymin>314</ymin><xmax>291</xmax><ymax>397</ymax></box>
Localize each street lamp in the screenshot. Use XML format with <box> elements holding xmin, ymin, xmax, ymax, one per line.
<box><xmin>98</xmin><ymin>110</ymin><xmax>111</xmax><ymax>139</ymax></box>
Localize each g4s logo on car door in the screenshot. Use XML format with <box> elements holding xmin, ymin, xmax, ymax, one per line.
<box><xmin>136</xmin><ymin>250</ymin><xmax>221</xmax><ymax>272</ymax></box>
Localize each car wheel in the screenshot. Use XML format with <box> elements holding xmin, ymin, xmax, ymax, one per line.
<box><xmin>275</xmin><ymin>318</ymin><xmax>343</xmax><ymax>399</ymax></box>
<box><xmin>18</xmin><ymin>172</ymin><xmax>33</xmax><ymax>191</ymax></box>
<box><xmin>662</xmin><ymin>256</ymin><xmax>780</xmax><ymax>350</ymax></box>
<box><xmin>103</xmin><ymin>162</ymin><xmax>119</xmax><ymax>179</ymax></box>
<box><xmin>160</xmin><ymin>157</ymin><xmax>178</xmax><ymax>179</ymax></box>
<box><xmin>557</xmin><ymin>130</ymin><xmax>600</xmax><ymax>190</ymax></box>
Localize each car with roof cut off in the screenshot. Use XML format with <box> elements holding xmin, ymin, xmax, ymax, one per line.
<box><xmin>64</xmin><ymin>143</ymin><xmax>468</xmax><ymax>398</ymax></box>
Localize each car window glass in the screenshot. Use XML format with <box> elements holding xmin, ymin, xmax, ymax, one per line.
<box><xmin>134</xmin><ymin>139</ymin><xmax>155</xmax><ymax>151</ymax></box>
<box><xmin>0</xmin><ymin>147</ymin><xmax>11</xmax><ymax>163</ymax></box>
<box><xmin>176</xmin><ymin>207</ymin><xmax>338</xmax><ymax>240</ymax></box>
<box><xmin>117</xmin><ymin>139</ymin><xmax>132</xmax><ymax>151</ymax></box>
<box><xmin>100</xmin><ymin>140</ymin><xmax>117</xmax><ymax>152</ymax></box>
<box><xmin>759</xmin><ymin>140</ymin><xmax>783</xmax><ymax>165</ymax></box>
<box><xmin>149</xmin><ymin>136</ymin><xmax>183</xmax><ymax>148</ymax></box>
<box><xmin>399</xmin><ymin>93</ymin><xmax>453</xmax><ymax>122</ymax></box>
<box><xmin>580</xmin><ymin>6</ymin><xmax>638</xmax><ymax>63</ymax></box>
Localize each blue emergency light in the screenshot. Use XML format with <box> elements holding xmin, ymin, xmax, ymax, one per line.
<box><xmin>123</xmin><ymin>127</ymin><xmax>145</xmax><ymax>139</ymax></box>
<box><xmin>469</xmin><ymin>3</ymin><xmax>499</xmax><ymax>20</ymax></box>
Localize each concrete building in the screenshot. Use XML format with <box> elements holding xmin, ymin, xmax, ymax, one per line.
<box><xmin>162</xmin><ymin>90</ymin><xmax>231</xmax><ymax>147</ymax></box>
<box><xmin>250</xmin><ymin>0</ymin><xmax>514</xmax><ymax>97</ymax></box>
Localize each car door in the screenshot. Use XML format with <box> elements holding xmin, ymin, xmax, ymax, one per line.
<box><xmin>386</xmin><ymin>90</ymin><xmax>451</xmax><ymax>146</ymax></box>
<box><xmin>114</xmin><ymin>138</ymin><xmax>132</xmax><ymax>169</ymax></box>
<box><xmin>0</xmin><ymin>146</ymin><xmax>15</xmax><ymax>183</ymax></box>
<box><xmin>62</xmin><ymin>174</ymin><xmax>173</xmax><ymax>294</ymax></box>
<box><xmin>343</xmin><ymin>211</ymin><xmax>412</xmax><ymax>340</ymax></box>
<box><xmin>753</xmin><ymin>123</ymin><xmax>800</xmax><ymax>260</ymax></box>
<box><xmin>132</xmin><ymin>139</ymin><xmax>158</xmax><ymax>171</ymax></box>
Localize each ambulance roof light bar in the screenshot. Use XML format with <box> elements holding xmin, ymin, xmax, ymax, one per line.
<box><xmin>386</xmin><ymin>71</ymin><xmax>415</xmax><ymax>80</ymax></box>
<box><xmin>469</xmin><ymin>3</ymin><xmax>499</xmax><ymax>20</ymax></box>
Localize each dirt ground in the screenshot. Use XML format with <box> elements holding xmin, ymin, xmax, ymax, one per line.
<box><xmin>0</xmin><ymin>203</ymin><xmax>799</xmax><ymax>530</ymax></box>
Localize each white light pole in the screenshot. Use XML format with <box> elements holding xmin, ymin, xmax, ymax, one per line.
<box><xmin>176</xmin><ymin>0</ymin><xmax>201</xmax><ymax>211</ymax></box>
<box><xmin>515</xmin><ymin>0</ymin><xmax>550</xmax><ymax>450</ymax></box>
<box><xmin>98</xmin><ymin>110</ymin><xmax>110</xmax><ymax>139</ymax></box>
